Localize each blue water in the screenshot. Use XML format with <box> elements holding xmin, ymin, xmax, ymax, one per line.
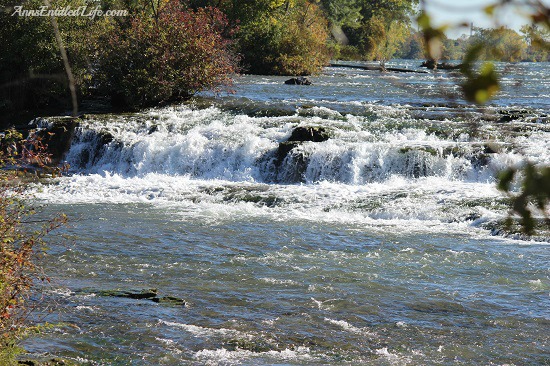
<box><xmin>25</xmin><ymin>61</ymin><xmax>549</xmax><ymax>365</ymax></box>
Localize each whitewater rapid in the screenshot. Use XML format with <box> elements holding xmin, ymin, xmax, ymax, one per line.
<box><xmin>23</xmin><ymin>62</ymin><xmax>550</xmax><ymax>365</ymax></box>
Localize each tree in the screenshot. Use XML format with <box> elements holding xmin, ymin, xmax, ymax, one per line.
<box><xmin>361</xmin><ymin>15</ymin><xmax>409</xmax><ymax>67</ymax></box>
<box><xmin>442</xmin><ymin>35</ymin><xmax>468</xmax><ymax>61</ymax></box>
<box><xmin>520</xmin><ymin>24</ymin><xmax>550</xmax><ymax>61</ymax></box>
<box><xmin>470</xmin><ymin>27</ymin><xmax>527</xmax><ymax>62</ymax></box>
<box><xmin>235</xmin><ymin>0</ymin><xmax>331</xmax><ymax>75</ymax></box>
<box><xmin>272</xmin><ymin>2</ymin><xmax>331</xmax><ymax>75</ymax></box>
<box><xmin>397</xmin><ymin>31</ymin><xmax>426</xmax><ymax>59</ymax></box>
<box><xmin>1</xmin><ymin>0</ymin><xmax>241</xmax><ymax>114</ymax></box>
<box><xmin>339</xmin><ymin>0</ymin><xmax>418</xmax><ymax>63</ymax></box>
<box><xmin>94</xmin><ymin>0</ymin><xmax>239</xmax><ymax>108</ymax></box>
<box><xmin>0</xmin><ymin>0</ymin><xmax>92</xmax><ymax>118</ymax></box>
<box><xmin>320</xmin><ymin>0</ymin><xmax>362</xmax><ymax>27</ymax></box>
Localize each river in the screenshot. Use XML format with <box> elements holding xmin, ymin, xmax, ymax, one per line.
<box><xmin>24</xmin><ymin>60</ymin><xmax>549</xmax><ymax>365</ymax></box>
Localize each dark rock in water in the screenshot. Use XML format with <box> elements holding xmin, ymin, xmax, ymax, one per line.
<box><xmin>284</xmin><ymin>77</ymin><xmax>312</xmax><ymax>85</ymax></box>
<box><xmin>34</xmin><ymin>118</ymin><xmax>79</xmax><ymax>165</ymax></box>
<box><xmin>420</xmin><ymin>60</ymin><xmax>462</xmax><ymax>70</ymax></box>
<box><xmin>152</xmin><ymin>296</ymin><xmax>186</xmax><ymax>306</ymax></box>
<box><xmin>225</xmin><ymin>338</ymin><xmax>273</xmax><ymax>353</ymax></box>
<box><xmin>472</xmin><ymin>152</ymin><xmax>491</xmax><ymax>169</ymax></box>
<box><xmin>482</xmin><ymin>219</ymin><xmax>550</xmax><ymax>243</ymax></box>
<box><xmin>87</xmin><ymin>288</ymin><xmax>186</xmax><ymax>306</ymax></box>
<box><xmin>18</xmin><ymin>357</ymin><xmax>77</xmax><ymax>366</ymax></box>
<box><xmin>277</xmin><ymin>141</ymin><xmax>301</xmax><ymax>163</ymax></box>
<box><xmin>464</xmin><ymin>212</ymin><xmax>482</xmax><ymax>222</ymax></box>
<box><xmin>98</xmin><ymin>288</ymin><xmax>158</xmax><ymax>300</ymax></box>
<box><xmin>75</xmin><ymin>129</ymin><xmax>116</xmax><ymax>168</ymax></box>
<box><xmin>276</xmin><ymin>127</ymin><xmax>330</xmax><ymax>159</ymax></box>
<box><xmin>98</xmin><ymin>130</ymin><xmax>114</xmax><ymax>145</ymax></box>
<box><xmin>421</xmin><ymin>60</ymin><xmax>437</xmax><ymax>69</ymax></box>
<box><xmin>274</xmin><ymin>126</ymin><xmax>330</xmax><ymax>183</ymax></box>
<box><xmin>483</xmin><ymin>144</ymin><xmax>499</xmax><ymax>154</ymax></box>
<box><xmin>288</xmin><ymin>126</ymin><xmax>330</xmax><ymax>143</ymax></box>
<box><xmin>497</xmin><ymin>109</ymin><xmax>529</xmax><ymax>123</ymax></box>
<box><xmin>276</xmin><ymin>148</ymin><xmax>308</xmax><ymax>183</ymax></box>
<box><xmin>498</xmin><ymin>115</ymin><xmax>515</xmax><ymax>123</ymax></box>
<box><xmin>276</xmin><ymin>126</ymin><xmax>331</xmax><ymax>164</ymax></box>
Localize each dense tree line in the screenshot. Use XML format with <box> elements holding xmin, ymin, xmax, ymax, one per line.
<box><xmin>0</xmin><ymin>0</ymin><xmax>549</xmax><ymax>112</ymax></box>
<box><xmin>0</xmin><ymin>0</ymin><xmax>421</xmax><ymax>111</ymax></box>
<box><xmin>397</xmin><ymin>26</ymin><xmax>549</xmax><ymax>62</ymax></box>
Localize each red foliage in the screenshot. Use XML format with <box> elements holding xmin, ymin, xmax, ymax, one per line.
<box><xmin>0</xmin><ymin>130</ymin><xmax>67</xmax><ymax>348</ymax></box>
<box><xmin>96</xmin><ymin>0</ymin><xmax>239</xmax><ymax>108</ymax></box>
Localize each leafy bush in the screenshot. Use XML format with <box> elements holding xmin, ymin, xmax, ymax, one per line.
<box><xmin>94</xmin><ymin>0</ymin><xmax>239</xmax><ymax>109</ymax></box>
<box><xmin>272</xmin><ymin>2</ymin><xmax>331</xmax><ymax>75</ymax></box>
<box><xmin>237</xmin><ymin>0</ymin><xmax>330</xmax><ymax>75</ymax></box>
<box><xmin>0</xmin><ymin>129</ymin><xmax>67</xmax><ymax>365</ymax></box>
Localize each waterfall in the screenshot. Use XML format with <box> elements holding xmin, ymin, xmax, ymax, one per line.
<box><xmin>59</xmin><ymin>105</ymin><xmax>524</xmax><ymax>185</ymax></box>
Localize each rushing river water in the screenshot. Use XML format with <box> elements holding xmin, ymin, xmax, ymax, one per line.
<box><xmin>24</xmin><ymin>60</ymin><xmax>549</xmax><ymax>365</ymax></box>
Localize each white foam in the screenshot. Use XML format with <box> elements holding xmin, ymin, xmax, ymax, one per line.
<box><xmin>59</xmin><ymin>104</ymin><xmax>537</xmax><ymax>185</ymax></box>
<box><xmin>31</xmin><ymin>173</ymin><xmax>511</xmax><ymax>238</ymax></box>
<box><xmin>158</xmin><ymin>320</ymin><xmax>242</xmax><ymax>338</ymax></box>
<box><xmin>259</xmin><ymin>277</ymin><xmax>300</xmax><ymax>286</ymax></box>
<box><xmin>527</xmin><ymin>279</ymin><xmax>549</xmax><ymax>290</ymax></box>
<box><xmin>47</xmin><ymin>288</ymin><xmax>73</xmax><ymax>297</ymax></box>
<box><xmin>324</xmin><ymin>318</ymin><xmax>376</xmax><ymax>337</ymax></box>
<box><xmin>75</xmin><ymin>306</ymin><xmax>95</xmax><ymax>312</ymax></box>
<box><xmin>31</xmin><ymin>103</ymin><xmax>548</xmax><ymax>239</ymax></box>
<box><xmin>154</xmin><ymin>337</ymin><xmax>183</xmax><ymax>355</ymax></box>
<box><xmin>194</xmin><ymin>346</ymin><xmax>314</xmax><ymax>365</ymax></box>
<box><xmin>375</xmin><ymin>347</ymin><xmax>407</xmax><ymax>364</ymax></box>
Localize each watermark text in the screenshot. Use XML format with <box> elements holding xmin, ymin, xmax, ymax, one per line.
<box><xmin>11</xmin><ymin>5</ymin><xmax>128</xmax><ymax>20</ymax></box>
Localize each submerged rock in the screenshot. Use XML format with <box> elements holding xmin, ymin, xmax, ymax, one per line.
<box><xmin>276</xmin><ymin>141</ymin><xmax>301</xmax><ymax>163</ymax></box>
<box><xmin>78</xmin><ymin>288</ymin><xmax>186</xmax><ymax>306</ymax></box>
<box><xmin>152</xmin><ymin>296</ymin><xmax>186</xmax><ymax>306</ymax></box>
<box><xmin>97</xmin><ymin>130</ymin><xmax>114</xmax><ymax>145</ymax></box>
<box><xmin>224</xmin><ymin>339</ymin><xmax>273</xmax><ymax>353</ymax></box>
<box><xmin>482</xmin><ymin>219</ymin><xmax>550</xmax><ymax>243</ymax></box>
<box><xmin>97</xmin><ymin>288</ymin><xmax>158</xmax><ymax>300</ymax></box>
<box><xmin>284</xmin><ymin>77</ymin><xmax>312</xmax><ymax>85</ymax></box>
<box><xmin>18</xmin><ymin>356</ymin><xmax>79</xmax><ymax>365</ymax></box>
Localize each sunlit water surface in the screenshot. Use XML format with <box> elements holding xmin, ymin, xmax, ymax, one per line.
<box><xmin>24</xmin><ymin>60</ymin><xmax>549</xmax><ymax>365</ymax></box>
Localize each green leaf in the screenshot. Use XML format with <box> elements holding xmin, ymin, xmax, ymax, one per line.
<box><xmin>461</xmin><ymin>62</ymin><xmax>500</xmax><ymax>104</ymax></box>
<box><xmin>417</xmin><ymin>12</ymin><xmax>431</xmax><ymax>29</ymax></box>
<box><xmin>484</xmin><ymin>5</ymin><xmax>496</xmax><ymax>16</ymax></box>
<box><xmin>498</xmin><ymin>168</ymin><xmax>516</xmax><ymax>192</ymax></box>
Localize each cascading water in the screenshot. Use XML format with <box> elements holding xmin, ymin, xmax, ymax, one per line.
<box><xmin>62</xmin><ymin>106</ymin><xmax>518</xmax><ymax>184</ymax></box>
<box><xmin>25</xmin><ymin>61</ymin><xmax>549</xmax><ymax>365</ymax></box>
